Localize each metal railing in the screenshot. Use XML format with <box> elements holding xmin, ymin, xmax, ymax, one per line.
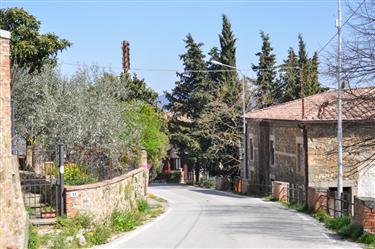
<box><xmin>288</xmin><ymin>185</ymin><xmax>306</xmax><ymax>204</ymax></box>
<box><xmin>319</xmin><ymin>191</ymin><xmax>354</xmax><ymax>217</ymax></box>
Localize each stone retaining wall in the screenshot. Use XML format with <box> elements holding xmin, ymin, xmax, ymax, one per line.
<box><xmin>65</xmin><ymin>168</ymin><xmax>148</xmax><ymax>222</ymax></box>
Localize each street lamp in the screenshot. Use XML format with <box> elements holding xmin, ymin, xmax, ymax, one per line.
<box><xmin>210</xmin><ymin>60</ymin><xmax>248</xmax><ymax>181</ymax></box>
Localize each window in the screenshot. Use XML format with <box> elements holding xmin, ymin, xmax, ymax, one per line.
<box><xmin>270</xmin><ymin>140</ymin><xmax>275</xmax><ymax>165</ymax></box>
<box><xmin>249</xmin><ymin>138</ymin><xmax>254</xmax><ymax>161</ymax></box>
<box><xmin>297</xmin><ymin>143</ymin><xmax>303</xmax><ymax>172</ymax></box>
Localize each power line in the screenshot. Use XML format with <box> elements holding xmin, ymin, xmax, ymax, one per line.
<box><xmin>317</xmin><ymin>0</ymin><xmax>366</xmax><ymax>55</ymax></box>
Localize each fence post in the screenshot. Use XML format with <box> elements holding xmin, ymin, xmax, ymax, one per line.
<box><xmin>58</xmin><ymin>143</ymin><xmax>65</xmax><ymax>216</ymax></box>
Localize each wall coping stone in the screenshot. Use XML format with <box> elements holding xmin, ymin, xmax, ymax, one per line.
<box><xmin>65</xmin><ymin>167</ymin><xmax>145</xmax><ymax>191</ymax></box>
<box><xmin>0</xmin><ymin>29</ymin><xmax>11</xmax><ymax>39</ymax></box>
<box><xmin>356</xmin><ymin>196</ymin><xmax>375</xmax><ymax>209</ymax></box>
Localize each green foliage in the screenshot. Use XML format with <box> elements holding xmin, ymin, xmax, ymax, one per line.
<box><xmin>64</xmin><ymin>163</ymin><xmax>98</xmax><ymax>186</ymax></box>
<box><xmin>327</xmin><ymin>215</ymin><xmax>351</xmax><ymax>230</ymax></box>
<box><xmin>28</xmin><ymin>225</ymin><xmax>39</xmax><ymax>249</ymax></box>
<box><xmin>358</xmin><ymin>232</ymin><xmax>375</xmax><ymax>245</ymax></box>
<box><xmin>156</xmin><ymin>171</ymin><xmax>182</xmax><ymax>183</ymax></box>
<box><xmin>312</xmin><ymin>210</ymin><xmax>333</xmax><ymax>224</ymax></box>
<box><xmin>120</xmin><ymin>73</ymin><xmax>159</xmax><ymax>106</ymax></box>
<box><xmin>0</xmin><ymin>8</ymin><xmax>71</xmax><ymax>74</ymax></box>
<box><xmin>111</xmin><ymin>210</ymin><xmax>142</xmax><ymax>232</ymax></box>
<box><xmin>197</xmin><ymin>178</ymin><xmax>215</xmax><ymax>189</ymax></box>
<box><xmin>252</xmin><ymin>31</ymin><xmax>280</xmax><ymax>108</ymax></box>
<box><xmin>85</xmin><ymin>224</ymin><xmax>112</xmax><ymax>245</ymax></box>
<box><xmin>123</xmin><ymin>102</ymin><xmax>168</xmax><ymax>168</ymax></box>
<box><xmin>137</xmin><ymin>199</ymin><xmax>151</xmax><ymax>213</ymax></box>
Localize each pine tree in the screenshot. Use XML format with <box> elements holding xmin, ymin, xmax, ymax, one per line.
<box><xmin>165</xmin><ymin>33</ymin><xmax>211</xmax><ymax>179</ymax></box>
<box><xmin>280</xmin><ymin>47</ymin><xmax>299</xmax><ymax>102</ymax></box>
<box><xmin>252</xmin><ymin>31</ymin><xmax>280</xmax><ymax>108</ymax></box>
<box><xmin>166</xmin><ymin>33</ymin><xmax>210</xmax><ymax>119</ymax></box>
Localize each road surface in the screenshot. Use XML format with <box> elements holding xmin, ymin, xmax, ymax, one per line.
<box><xmin>103</xmin><ymin>184</ymin><xmax>360</xmax><ymax>248</ymax></box>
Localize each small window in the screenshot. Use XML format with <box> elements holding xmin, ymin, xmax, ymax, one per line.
<box><xmin>297</xmin><ymin>143</ymin><xmax>303</xmax><ymax>172</ymax></box>
<box><xmin>270</xmin><ymin>140</ymin><xmax>275</xmax><ymax>165</ymax></box>
<box><xmin>249</xmin><ymin>138</ymin><xmax>254</xmax><ymax>161</ymax></box>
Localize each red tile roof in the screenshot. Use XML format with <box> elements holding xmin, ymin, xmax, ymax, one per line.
<box><xmin>245</xmin><ymin>87</ymin><xmax>375</xmax><ymax>122</ymax></box>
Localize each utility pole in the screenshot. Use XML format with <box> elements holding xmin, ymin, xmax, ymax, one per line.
<box><xmin>336</xmin><ymin>0</ymin><xmax>343</xmax><ymax>216</ymax></box>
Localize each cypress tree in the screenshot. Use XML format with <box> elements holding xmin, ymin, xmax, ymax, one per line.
<box><xmin>252</xmin><ymin>31</ymin><xmax>280</xmax><ymax>108</ymax></box>
<box><xmin>305</xmin><ymin>52</ymin><xmax>323</xmax><ymax>96</ymax></box>
<box><xmin>280</xmin><ymin>47</ymin><xmax>299</xmax><ymax>102</ymax></box>
<box><xmin>298</xmin><ymin>35</ymin><xmax>324</xmax><ymax>97</ymax></box>
<box><xmin>219</xmin><ymin>15</ymin><xmax>237</xmax><ymax>83</ymax></box>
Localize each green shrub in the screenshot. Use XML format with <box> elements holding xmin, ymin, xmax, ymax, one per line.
<box><xmin>358</xmin><ymin>232</ymin><xmax>375</xmax><ymax>244</ymax></box>
<box><xmin>327</xmin><ymin>215</ymin><xmax>351</xmax><ymax>230</ymax></box>
<box><xmin>198</xmin><ymin>178</ymin><xmax>215</xmax><ymax>189</ymax></box>
<box><xmin>111</xmin><ymin>210</ymin><xmax>142</xmax><ymax>232</ymax></box>
<box><xmin>313</xmin><ymin>210</ymin><xmax>333</xmax><ymax>224</ymax></box>
<box><xmin>64</xmin><ymin>163</ymin><xmax>98</xmax><ymax>186</ymax></box>
<box><xmin>349</xmin><ymin>224</ymin><xmax>363</xmax><ymax>241</ymax></box>
<box><xmin>137</xmin><ymin>199</ymin><xmax>150</xmax><ymax>213</ymax></box>
<box><xmin>156</xmin><ymin>172</ymin><xmax>181</xmax><ymax>183</ymax></box>
<box><xmin>28</xmin><ymin>225</ymin><xmax>39</xmax><ymax>249</ymax></box>
<box><xmin>85</xmin><ymin>224</ymin><xmax>112</xmax><ymax>245</ymax></box>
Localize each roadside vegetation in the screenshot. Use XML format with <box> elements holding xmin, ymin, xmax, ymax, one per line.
<box><xmin>28</xmin><ymin>198</ymin><xmax>166</xmax><ymax>249</ymax></box>
<box><xmin>262</xmin><ymin>197</ymin><xmax>375</xmax><ymax>248</ymax></box>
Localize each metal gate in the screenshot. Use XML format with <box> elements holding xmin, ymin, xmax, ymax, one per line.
<box><xmin>20</xmin><ymin>144</ymin><xmax>64</xmax><ymax>219</ymax></box>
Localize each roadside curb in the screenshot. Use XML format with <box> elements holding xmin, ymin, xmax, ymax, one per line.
<box><xmin>95</xmin><ymin>192</ymin><xmax>171</xmax><ymax>248</ymax></box>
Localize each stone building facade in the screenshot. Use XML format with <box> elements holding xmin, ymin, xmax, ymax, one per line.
<box><xmin>244</xmin><ymin>88</ymin><xmax>375</xmax><ymax>199</ymax></box>
<box><xmin>0</xmin><ymin>29</ymin><xmax>28</xmax><ymax>249</ymax></box>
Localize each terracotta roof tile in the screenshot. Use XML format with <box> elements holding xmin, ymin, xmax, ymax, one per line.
<box><xmin>245</xmin><ymin>87</ymin><xmax>375</xmax><ymax>121</ymax></box>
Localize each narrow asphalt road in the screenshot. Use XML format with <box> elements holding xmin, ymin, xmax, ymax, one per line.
<box><xmin>103</xmin><ymin>184</ymin><xmax>361</xmax><ymax>248</ymax></box>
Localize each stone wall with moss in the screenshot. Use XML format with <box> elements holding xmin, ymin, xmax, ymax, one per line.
<box><xmin>65</xmin><ymin>168</ymin><xmax>148</xmax><ymax>222</ymax></box>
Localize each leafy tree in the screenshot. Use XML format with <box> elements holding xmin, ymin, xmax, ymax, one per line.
<box><xmin>0</xmin><ymin>8</ymin><xmax>71</xmax><ymax>74</ymax></box>
<box><xmin>252</xmin><ymin>31</ymin><xmax>280</xmax><ymax>108</ymax></box>
<box><xmin>123</xmin><ymin>103</ymin><xmax>169</xmax><ymax>167</ymax></box>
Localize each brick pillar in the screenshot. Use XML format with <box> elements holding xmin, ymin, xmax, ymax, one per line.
<box><xmin>307</xmin><ymin>187</ymin><xmax>327</xmax><ymax>212</ymax></box>
<box><xmin>272</xmin><ymin>181</ymin><xmax>289</xmax><ymax>202</ymax></box>
<box><xmin>0</xmin><ymin>29</ymin><xmax>28</xmax><ymax>249</ymax></box>
<box><xmin>354</xmin><ymin>197</ymin><xmax>375</xmax><ymax>234</ymax></box>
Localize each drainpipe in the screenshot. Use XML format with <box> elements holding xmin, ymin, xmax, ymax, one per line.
<box><xmin>303</xmin><ymin>125</ymin><xmax>309</xmax><ymax>204</ymax></box>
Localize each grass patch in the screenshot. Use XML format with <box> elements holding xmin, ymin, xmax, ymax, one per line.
<box><xmin>262</xmin><ymin>195</ymin><xmax>275</xmax><ymax>201</ymax></box>
<box><xmin>271</xmin><ymin>198</ymin><xmax>375</xmax><ymax>248</ymax></box>
<box><xmin>28</xmin><ymin>198</ymin><xmax>165</xmax><ymax>248</ymax></box>
<box><xmin>137</xmin><ymin>199</ymin><xmax>151</xmax><ymax>213</ymax></box>
<box><xmin>111</xmin><ymin>210</ymin><xmax>143</xmax><ymax>232</ymax></box>
<box><xmin>148</xmin><ymin>193</ymin><xmax>167</xmax><ymax>203</ymax></box>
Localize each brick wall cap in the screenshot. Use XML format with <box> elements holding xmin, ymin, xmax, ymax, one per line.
<box><xmin>356</xmin><ymin>196</ymin><xmax>375</xmax><ymax>209</ymax></box>
<box><xmin>65</xmin><ymin>167</ymin><xmax>145</xmax><ymax>191</ymax></box>
<box><xmin>0</xmin><ymin>30</ymin><xmax>11</xmax><ymax>39</ymax></box>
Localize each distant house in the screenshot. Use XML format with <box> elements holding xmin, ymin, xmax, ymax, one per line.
<box><xmin>243</xmin><ymin>87</ymin><xmax>375</xmax><ymax>199</ymax></box>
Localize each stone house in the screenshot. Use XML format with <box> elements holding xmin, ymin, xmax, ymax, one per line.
<box><xmin>243</xmin><ymin>88</ymin><xmax>375</xmax><ymax>199</ymax></box>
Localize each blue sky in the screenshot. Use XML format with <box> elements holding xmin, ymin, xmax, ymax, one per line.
<box><xmin>1</xmin><ymin>0</ymin><xmax>343</xmax><ymax>93</ymax></box>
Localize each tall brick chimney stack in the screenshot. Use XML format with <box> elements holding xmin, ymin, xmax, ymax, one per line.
<box><xmin>122</xmin><ymin>40</ymin><xmax>130</xmax><ymax>73</ymax></box>
<box><xmin>0</xmin><ymin>29</ymin><xmax>28</xmax><ymax>249</ymax></box>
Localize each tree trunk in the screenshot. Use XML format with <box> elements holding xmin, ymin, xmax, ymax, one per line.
<box><xmin>26</xmin><ymin>145</ymin><xmax>33</xmax><ymax>170</ymax></box>
<box><xmin>32</xmin><ymin>144</ymin><xmax>44</xmax><ymax>175</ymax></box>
